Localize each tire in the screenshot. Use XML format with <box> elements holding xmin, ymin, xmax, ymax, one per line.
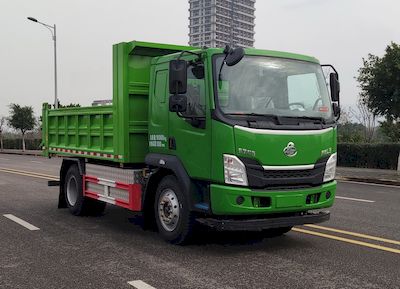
<box><xmin>262</xmin><ymin>226</ymin><xmax>293</xmax><ymax>238</ymax></box>
<box><xmin>64</xmin><ymin>164</ymin><xmax>106</xmax><ymax>216</ymax></box>
<box><xmin>154</xmin><ymin>175</ymin><xmax>195</xmax><ymax>244</ymax></box>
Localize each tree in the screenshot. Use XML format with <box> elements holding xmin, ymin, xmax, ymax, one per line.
<box><xmin>349</xmin><ymin>98</ymin><xmax>377</xmax><ymax>142</ymax></box>
<box><xmin>0</xmin><ymin>116</ymin><xmax>5</xmax><ymax>151</ymax></box>
<box><xmin>337</xmin><ymin>107</ymin><xmax>352</xmax><ymax>125</ymax></box>
<box><xmin>380</xmin><ymin>120</ymin><xmax>400</xmax><ymax>142</ymax></box>
<box><xmin>337</xmin><ymin>122</ymin><xmax>364</xmax><ymax>143</ymax></box>
<box><xmin>337</xmin><ymin>106</ymin><xmax>365</xmax><ymax>143</ymax></box>
<box><xmin>8</xmin><ymin>104</ymin><xmax>36</xmax><ymax>151</ymax></box>
<box><xmin>357</xmin><ymin>42</ymin><xmax>400</xmax><ymax>141</ymax></box>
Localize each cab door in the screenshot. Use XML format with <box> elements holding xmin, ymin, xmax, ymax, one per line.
<box><xmin>168</xmin><ymin>60</ymin><xmax>212</xmax><ymax>180</ymax></box>
<box><xmin>148</xmin><ymin>66</ymin><xmax>170</xmax><ymax>154</ymax></box>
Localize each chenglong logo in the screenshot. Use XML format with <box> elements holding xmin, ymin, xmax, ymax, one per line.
<box><xmin>283</xmin><ymin>142</ymin><xmax>297</xmax><ymax>157</ymax></box>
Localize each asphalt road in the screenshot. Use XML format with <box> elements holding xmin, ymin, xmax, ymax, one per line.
<box><xmin>0</xmin><ymin>154</ymin><xmax>399</xmax><ymax>289</ymax></box>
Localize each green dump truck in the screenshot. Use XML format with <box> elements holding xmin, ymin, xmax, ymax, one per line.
<box><xmin>42</xmin><ymin>40</ymin><xmax>340</xmax><ymax>244</ymax></box>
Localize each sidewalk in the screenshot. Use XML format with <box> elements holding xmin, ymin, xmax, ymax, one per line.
<box><xmin>0</xmin><ymin>149</ymin><xmax>42</xmax><ymax>156</ymax></box>
<box><xmin>337</xmin><ymin>167</ymin><xmax>400</xmax><ymax>186</ymax></box>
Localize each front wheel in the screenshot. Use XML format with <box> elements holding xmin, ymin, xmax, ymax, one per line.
<box><xmin>154</xmin><ymin>175</ymin><xmax>195</xmax><ymax>244</ymax></box>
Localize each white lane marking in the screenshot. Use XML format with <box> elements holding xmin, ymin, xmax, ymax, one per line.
<box><xmin>3</xmin><ymin>214</ymin><xmax>40</xmax><ymax>231</ymax></box>
<box><xmin>30</xmin><ymin>161</ymin><xmax>43</xmax><ymax>164</ymax></box>
<box><xmin>128</xmin><ymin>280</ymin><xmax>157</xmax><ymax>289</ymax></box>
<box><xmin>0</xmin><ymin>157</ymin><xmax>10</xmax><ymax>161</ymax></box>
<box><xmin>338</xmin><ymin>180</ymin><xmax>400</xmax><ymax>189</ymax></box>
<box><xmin>335</xmin><ymin>196</ymin><xmax>375</xmax><ymax>203</ymax></box>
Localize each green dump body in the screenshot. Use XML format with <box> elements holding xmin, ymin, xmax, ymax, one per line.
<box><xmin>42</xmin><ymin>41</ymin><xmax>194</xmax><ymax>163</ymax></box>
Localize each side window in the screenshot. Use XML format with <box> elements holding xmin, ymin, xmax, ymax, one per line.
<box><xmin>183</xmin><ymin>65</ymin><xmax>206</xmax><ymax>117</ymax></box>
<box><xmin>287</xmin><ymin>73</ymin><xmax>320</xmax><ymax>109</ymax></box>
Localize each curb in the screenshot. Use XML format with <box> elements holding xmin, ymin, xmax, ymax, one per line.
<box><xmin>337</xmin><ymin>176</ymin><xmax>400</xmax><ymax>187</ymax></box>
<box><xmin>0</xmin><ymin>150</ymin><xmax>43</xmax><ymax>157</ymax></box>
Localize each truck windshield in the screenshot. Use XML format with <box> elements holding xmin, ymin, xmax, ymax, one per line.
<box><xmin>214</xmin><ymin>55</ymin><xmax>333</xmax><ymax>122</ymax></box>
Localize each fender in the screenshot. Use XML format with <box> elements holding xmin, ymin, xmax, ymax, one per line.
<box><xmin>58</xmin><ymin>158</ymin><xmax>85</xmax><ymax>208</ymax></box>
<box><xmin>144</xmin><ymin>153</ymin><xmax>210</xmax><ymax>213</ymax></box>
<box><xmin>145</xmin><ymin>154</ymin><xmax>191</xmax><ymax>192</ymax></box>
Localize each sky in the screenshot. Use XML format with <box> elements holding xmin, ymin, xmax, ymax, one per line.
<box><xmin>0</xmin><ymin>0</ymin><xmax>399</xmax><ymax>118</ymax></box>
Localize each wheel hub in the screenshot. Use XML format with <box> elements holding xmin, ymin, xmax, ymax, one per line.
<box><xmin>158</xmin><ymin>189</ymin><xmax>180</xmax><ymax>232</ymax></box>
<box><xmin>66</xmin><ymin>175</ymin><xmax>78</xmax><ymax>206</ymax></box>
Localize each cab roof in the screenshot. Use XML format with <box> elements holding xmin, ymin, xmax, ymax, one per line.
<box><xmin>117</xmin><ymin>40</ymin><xmax>320</xmax><ymax>64</ymax></box>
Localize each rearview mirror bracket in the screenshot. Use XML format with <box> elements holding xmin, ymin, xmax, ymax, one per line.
<box><xmin>322</xmin><ymin>64</ymin><xmax>341</xmax><ymax>120</ymax></box>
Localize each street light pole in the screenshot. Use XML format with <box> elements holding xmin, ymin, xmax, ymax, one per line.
<box><xmin>27</xmin><ymin>17</ymin><xmax>59</xmax><ymax>109</ymax></box>
<box><xmin>53</xmin><ymin>24</ymin><xmax>58</xmax><ymax>109</ymax></box>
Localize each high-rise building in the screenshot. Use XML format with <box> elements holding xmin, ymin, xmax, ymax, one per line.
<box><xmin>189</xmin><ymin>0</ymin><xmax>255</xmax><ymax>48</ymax></box>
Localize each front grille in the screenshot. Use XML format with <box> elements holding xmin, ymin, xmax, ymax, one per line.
<box><xmin>262</xmin><ymin>169</ymin><xmax>314</xmax><ymax>179</ymax></box>
<box><xmin>241</xmin><ymin>157</ymin><xmax>328</xmax><ymax>189</ymax></box>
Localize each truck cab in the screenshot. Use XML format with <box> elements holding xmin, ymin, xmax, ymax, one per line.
<box><xmin>147</xmin><ymin>46</ymin><xmax>338</xmax><ymax>213</ymax></box>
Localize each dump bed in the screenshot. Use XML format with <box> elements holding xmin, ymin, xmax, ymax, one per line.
<box><xmin>42</xmin><ymin>41</ymin><xmax>194</xmax><ymax>163</ymax></box>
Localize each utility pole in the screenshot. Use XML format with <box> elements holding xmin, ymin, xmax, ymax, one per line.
<box><xmin>27</xmin><ymin>17</ymin><xmax>59</xmax><ymax>108</ymax></box>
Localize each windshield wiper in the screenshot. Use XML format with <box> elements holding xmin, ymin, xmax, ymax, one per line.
<box><xmin>227</xmin><ymin>113</ymin><xmax>273</xmax><ymax>117</ymax></box>
<box><xmin>226</xmin><ymin>113</ymin><xmax>282</xmax><ymax>124</ymax></box>
<box><xmin>283</xmin><ymin>116</ymin><xmax>327</xmax><ymax>124</ymax></box>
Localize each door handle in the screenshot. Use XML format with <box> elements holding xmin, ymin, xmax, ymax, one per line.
<box><xmin>168</xmin><ymin>137</ymin><xmax>176</xmax><ymax>150</ymax></box>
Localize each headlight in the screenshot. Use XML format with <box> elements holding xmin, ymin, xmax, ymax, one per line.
<box><xmin>224</xmin><ymin>154</ymin><xmax>248</xmax><ymax>186</ymax></box>
<box><xmin>323</xmin><ymin>153</ymin><xmax>337</xmax><ymax>182</ymax></box>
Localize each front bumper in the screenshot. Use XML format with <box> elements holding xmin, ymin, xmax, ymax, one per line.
<box><xmin>210</xmin><ymin>181</ymin><xmax>336</xmax><ymax>215</ymax></box>
<box><xmin>197</xmin><ymin>211</ymin><xmax>330</xmax><ymax>231</ymax></box>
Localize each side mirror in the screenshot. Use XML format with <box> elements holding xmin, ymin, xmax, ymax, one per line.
<box><xmin>329</xmin><ymin>73</ymin><xmax>340</xmax><ymax>102</ymax></box>
<box><xmin>225</xmin><ymin>47</ymin><xmax>245</xmax><ymax>67</ymax></box>
<box><xmin>169</xmin><ymin>60</ymin><xmax>187</xmax><ymax>94</ymax></box>
<box><xmin>169</xmin><ymin>94</ymin><xmax>187</xmax><ymax>113</ymax></box>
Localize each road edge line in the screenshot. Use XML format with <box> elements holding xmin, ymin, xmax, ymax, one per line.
<box><xmin>0</xmin><ymin>169</ymin><xmax>59</xmax><ymax>181</ymax></box>
<box><xmin>293</xmin><ymin>228</ymin><xmax>400</xmax><ymax>254</ymax></box>
<box><xmin>305</xmin><ymin>224</ymin><xmax>400</xmax><ymax>246</ymax></box>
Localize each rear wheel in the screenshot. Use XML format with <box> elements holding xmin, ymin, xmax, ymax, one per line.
<box><xmin>64</xmin><ymin>164</ymin><xmax>106</xmax><ymax>216</ymax></box>
<box><xmin>154</xmin><ymin>175</ymin><xmax>195</xmax><ymax>244</ymax></box>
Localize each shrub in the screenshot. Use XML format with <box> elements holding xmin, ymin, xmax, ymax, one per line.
<box><xmin>2</xmin><ymin>139</ymin><xmax>42</xmax><ymax>150</ymax></box>
<box><xmin>338</xmin><ymin>143</ymin><xmax>400</xmax><ymax>170</ymax></box>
